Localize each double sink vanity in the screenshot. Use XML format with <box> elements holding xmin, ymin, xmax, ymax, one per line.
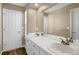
<box><xmin>26</xmin><ymin>33</ymin><xmax>79</xmax><ymax>55</ymax></box>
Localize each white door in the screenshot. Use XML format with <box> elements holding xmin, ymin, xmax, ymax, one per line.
<box><xmin>43</xmin><ymin>16</ymin><xmax>48</xmax><ymax>34</ymax></box>
<box><xmin>70</xmin><ymin>8</ymin><xmax>79</xmax><ymax>40</ymax></box>
<box><xmin>3</xmin><ymin>8</ymin><xmax>23</xmax><ymax>50</ymax></box>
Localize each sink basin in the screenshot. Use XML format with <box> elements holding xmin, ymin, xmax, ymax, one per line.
<box><xmin>48</xmin><ymin>43</ymin><xmax>79</xmax><ymax>55</ymax></box>
<box><xmin>70</xmin><ymin>40</ymin><xmax>79</xmax><ymax>47</ymax></box>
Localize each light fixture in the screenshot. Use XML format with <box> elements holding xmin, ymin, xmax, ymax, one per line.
<box><xmin>34</xmin><ymin>3</ymin><xmax>39</xmax><ymax>6</ymax></box>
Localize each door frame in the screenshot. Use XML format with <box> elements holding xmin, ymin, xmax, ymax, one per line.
<box><xmin>70</xmin><ymin>7</ymin><xmax>79</xmax><ymax>38</ymax></box>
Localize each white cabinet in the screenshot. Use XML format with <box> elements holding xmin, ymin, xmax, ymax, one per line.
<box><xmin>26</xmin><ymin>39</ymin><xmax>34</xmax><ymax>55</ymax></box>
<box><xmin>26</xmin><ymin>39</ymin><xmax>39</xmax><ymax>55</ymax></box>
<box><xmin>26</xmin><ymin>39</ymin><xmax>51</xmax><ymax>55</ymax></box>
<box><xmin>31</xmin><ymin>42</ymin><xmax>40</xmax><ymax>55</ymax></box>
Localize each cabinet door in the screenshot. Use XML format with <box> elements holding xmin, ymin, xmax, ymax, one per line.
<box><xmin>26</xmin><ymin>39</ymin><xmax>40</xmax><ymax>55</ymax></box>
<box><xmin>31</xmin><ymin>41</ymin><xmax>40</xmax><ymax>55</ymax></box>
<box><xmin>26</xmin><ymin>39</ymin><xmax>33</xmax><ymax>55</ymax></box>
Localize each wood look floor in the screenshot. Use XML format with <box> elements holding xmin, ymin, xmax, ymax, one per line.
<box><xmin>1</xmin><ymin>47</ymin><xmax>27</xmax><ymax>55</ymax></box>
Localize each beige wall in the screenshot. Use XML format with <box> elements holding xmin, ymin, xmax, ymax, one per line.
<box><xmin>0</xmin><ymin>3</ymin><xmax>2</xmax><ymax>50</ymax></box>
<box><xmin>36</xmin><ymin>11</ymin><xmax>43</xmax><ymax>32</ymax></box>
<box><xmin>27</xmin><ymin>8</ymin><xmax>37</xmax><ymax>33</ymax></box>
<box><xmin>48</xmin><ymin>3</ymin><xmax>79</xmax><ymax>37</ymax></box>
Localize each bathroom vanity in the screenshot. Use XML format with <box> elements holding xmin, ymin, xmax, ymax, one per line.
<box><xmin>26</xmin><ymin>33</ymin><xmax>79</xmax><ymax>55</ymax></box>
<box><xmin>26</xmin><ymin>33</ymin><xmax>53</xmax><ymax>55</ymax></box>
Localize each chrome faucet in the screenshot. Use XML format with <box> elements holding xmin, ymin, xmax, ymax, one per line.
<box><xmin>60</xmin><ymin>37</ymin><xmax>73</xmax><ymax>45</ymax></box>
<box><xmin>35</xmin><ymin>32</ymin><xmax>39</xmax><ymax>36</ymax></box>
<box><xmin>61</xmin><ymin>38</ymin><xmax>69</xmax><ymax>45</ymax></box>
<box><xmin>36</xmin><ymin>32</ymin><xmax>44</xmax><ymax>36</ymax></box>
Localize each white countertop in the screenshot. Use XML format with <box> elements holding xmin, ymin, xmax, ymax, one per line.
<box><xmin>27</xmin><ymin>33</ymin><xmax>79</xmax><ymax>55</ymax></box>
<box><xmin>27</xmin><ymin>33</ymin><xmax>65</xmax><ymax>55</ymax></box>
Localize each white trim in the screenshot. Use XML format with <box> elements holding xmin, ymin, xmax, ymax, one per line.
<box><xmin>70</xmin><ymin>10</ymin><xmax>73</xmax><ymax>38</ymax></box>
<box><xmin>43</xmin><ymin>15</ymin><xmax>48</xmax><ymax>34</ymax></box>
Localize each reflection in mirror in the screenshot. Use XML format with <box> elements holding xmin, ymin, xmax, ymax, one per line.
<box><xmin>43</xmin><ymin>13</ymin><xmax>48</xmax><ymax>34</ymax></box>
<box><xmin>70</xmin><ymin>8</ymin><xmax>79</xmax><ymax>41</ymax></box>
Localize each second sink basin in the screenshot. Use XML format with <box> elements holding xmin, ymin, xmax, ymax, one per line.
<box><xmin>48</xmin><ymin>43</ymin><xmax>79</xmax><ymax>55</ymax></box>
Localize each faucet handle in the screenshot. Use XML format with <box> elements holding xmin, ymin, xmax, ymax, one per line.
<box><xmin>69</xmin><ymin>37</ymin><xmax>73</xmax><ymax>43</ymax></box>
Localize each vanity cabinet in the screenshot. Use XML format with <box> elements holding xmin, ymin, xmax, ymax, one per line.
<box><xmin>26</xmin><ymin>39</ymin><xmax>50</xmax><ymax>55</ymax></box>
<box><xmin>26</xmin><ymin>39</ymin><xmax>34</xmax><ymax>55</ymax></box>
<box><xmin>26</xmin><ymin>39</ymin><xmax>40</xmax><ymax>55</ymax></box>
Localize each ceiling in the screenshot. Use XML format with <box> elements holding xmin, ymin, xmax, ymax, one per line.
<box><xmin>27</xmin><ymin>3</ymin><xmax>44</xmax><ymax>9</ymax></box>
<box><xmin>11</xmin><ymin>3</ymin><xmax>44</xmax><ymax>9</ymax></box>
<box><xmin>11</xmin><ymin>3</ymin><xmax>71</xmax><ymax>14</ymax></box>
<box><xmin>11</xmin><ymin>3</ymin><xmax>27</xmax><ymax>7</ymax></box>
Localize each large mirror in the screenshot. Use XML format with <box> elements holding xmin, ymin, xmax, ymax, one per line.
<box><xmin>43</xmin><ymin>3</ymin><xmax>79</xmax><ymax>40</ymax></box>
